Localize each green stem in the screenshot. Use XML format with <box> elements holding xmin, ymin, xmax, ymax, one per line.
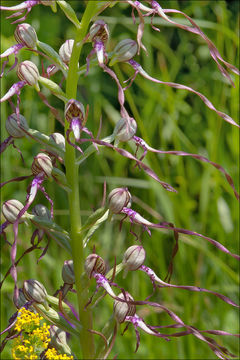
<box><xmin>64</xmin><ymin>2</ymin><xmax>99</xmax><ymax>359</ymax></box>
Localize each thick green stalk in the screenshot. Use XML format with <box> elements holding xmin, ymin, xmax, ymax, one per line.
<box><xmin>64</xmin><ymin>2</ymin><xmax>99</xmax><ymax>358</ymax></box>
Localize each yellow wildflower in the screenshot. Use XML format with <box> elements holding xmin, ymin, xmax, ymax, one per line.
<box><xmin>45</xmin><ymin>347</ymin><xmax>74</xmax><ymax>360</ymax></box>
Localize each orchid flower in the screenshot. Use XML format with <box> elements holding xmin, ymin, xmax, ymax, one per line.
<box><xmin>86</xmin><ymin>20</ymin><xmax>109</xmax><ymax>74</ymax></box>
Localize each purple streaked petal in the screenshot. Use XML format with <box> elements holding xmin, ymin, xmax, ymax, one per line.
<box><xmin>0</xmin><ymin>234</ymin><xmax>42</xmax><ymax>290</ymax></box>
<box><xmin>163</xmin><ymin>8</ymin><xmax>240</xmax><ymax>78</ymax></box>
<box><xmin>128</xmin><ymin>60</ymin><xmax>240</xmax><ymax>128</ymax></box>
<box><xmin>38</xmin><ymin>184</ymin><xmax>53</xmax><ymax>218</ymax></box>
<box><xmin>95</xmin><ymin>41</ymin><xmax>105</xmax><ymax>65</ymax></box>
<box><xmin>140</xmin><ymin>265</ymin><xmax>239</xmax><ymax>308</ymax></box>
<box><xmin>94</xmin><ymin>273</ymin><xmax>118</xmax><ymax>299</ymax></box>
<box><xmin>71</xmin><ymin>118</ymin><xmax>81</xmax><ymax>140</ymax></box>
<box><xmin>64</xmin><ymin>300</ymin><xmax>79</xmax><ymax>321</ymax></box>
<box><xmin>14</xmin><ymin>174</ymin><xmax>45</xmax><ymax>222</ymax></box>
<box><xmin>37</xmin><ymin>237</ymin><xmax>50</xmax><ymax>263</ymax></box>
<box><xmin>0</xmin><ymin>136</ymin><xmax>13</xmax><ymax>154</ymax></box>
<box><xmin>86</xmin><ymin>48</ymin><xmax>96</xmax><ymax>75</ymax></box>
<box><xmin>0</xmin><ymin>315</ymin><xmax>17</xmax><ymax>336</ymax></box>
<box><xmin>0</xmin><ymin>80</ymin><xmax>26</xmax><ymax>103</ymax></box>
<box><xmin>6</xmin><ymin>56</ymin><xmax>19</xmax><ymax>76</ymax></box>
<box><xmin>132</xmin><ymin>136</ymin><xmax>240</xmax><ymax>201</ymax></box>
<box><xmin>121</xmin><ymin>208</ymin><xmax>240</xmax><ymax>260</ymax></box>
<box><xmin>100</xmin><ymin>65</ymin><xmax>128</xmax><ymax>118</ymax></box>
<box><xmin>0</xmin><ymin>220</ymin><xmax>10</xmax><ymax>237</ymax></box>
<box><xmin>0</xmin><ymin>175</ymin><xmax>31</xmax><ymax>189</ymax></box>
<box><xmin>127</xmin><ymin>314</ymin><xmax>170</xmax><ymax>340</ymax></box>
<box><xmin>46</xmin><ymin>64</ymin><xmax>59</xmax><ymax>77</ymax></box>
<box><xmin>0</xmin><ymin>43</ymin><xmax>25</xmax><ymax>59</ymax></box>
<box><xmin>0</xmin><ymin>1</ymin><xmax>39</xmax><ymax>11</ymax></box>
<box><xmin>2</xmin><ymin>1</ymin><xmax>39</xmax><ymax>24</ymax></box>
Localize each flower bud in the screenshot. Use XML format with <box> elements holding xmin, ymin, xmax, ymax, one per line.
<box><xmin>123</xmin><ymin>245</ymin><xmax>146</xmax><ymax>271</ymax></box>
<box><xmin>89</xmin><ymin>20</ymin><xmax>109</xmax><ymax>44</ymax></box>
<box><xmin>108</xmin><ymin>188</ymin><xmax>132</xmax><ymax>214</ymax></box>
<box><xmin>17</xmin><ymin>60</ymin><xmax>40</xmax><ymax>90</ymax></box>
<box><xmin>113</xmin><ymin>292</ymin><xmax>136</xmax><ymax>323</ymax></box>
<box><xmin>65</xmin><ymin>99</ymin><xmax>85</xmax><ymax>123</ymax></box>
<box><xmin>62</xmin><ymin>260</ymin><xmax>75</xmax><ymax>285</ymax></box>
<box><xmin>23</xmin><ymin>279</ymin><xmax>48</xmax><ymax>304</ymax></box>
<box><xmin>32</xmin><ymin>204</ymin><xmax>51</xmax><ymax>221</ymax></box>
<box><xmin>49</xmin><ymin>326</ymin><xmax>71</xmax><ymax>355</ymax></box>
<box><xmin>2</xmin><ymin>199</ymin><xmax>25</xmax><ymax>223</ymax></box>
<box><xmin>47</xmin><ymin>132</ymin><xmax>65</xmax><ymax>158</ymax></box>
<box><xmin>31</xmin><ymin>153</ymin><xmax>53</xmax><ymax>177</ymax></box>
<box><xmin>110</xmin><ymin>39</ymin><xmax>138</xmax><ymax>66</ymax></box>
<box><xmin>113</xmin><ymin>117</ymin><xmax>137</xmax><ymax>142</ymax></box>
<box><xmin>84</xmin><ymin>254</ymin><xmax>106</xmax><ymax>278</ymax></box>
<box><xmin>14</xmin><ymin>23</ymin><xmax>37</xmax><ymax>48</ymax></box>
<box><xmin>5</xmin><ymin>113</ymin><xmax>29</xmax><ymax>138</ymax></box>
<box><xmin>59</xmin><ymin>39</ymin><xmax>74</xmax><ymax>64</ymax></box>
<box><xmin>49</xmin><ymin>133</ymin><xmax>65</xmax><ymax>151</ymax></box>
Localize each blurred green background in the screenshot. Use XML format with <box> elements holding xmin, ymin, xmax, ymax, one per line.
<box><xmin>1</xmin><ymin>0</ymin><xmax>239</xmax><ymax>359</ymax></box>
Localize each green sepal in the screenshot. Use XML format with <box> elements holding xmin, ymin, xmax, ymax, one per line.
<box><xmin>38</xmin><ymin>76</ymin><xmax>68</xmax><ymax>102</ymax></box>
<box><xmin>51</xmin><ymin>167</ymin><xmax>71</xmax><ymax>192</ymax></box>
<box><xmin>56</xmin><ymin>1</ymin><xmax>81</xmax><ymax>28</ymax></box>
<box><xmin>80</xmin><ymin>207</ymin><xmax>108</xmax><ymax>233</ymax></box>
<box><xmin>26</xmin><ymin>128</ymin><xmax>65</xmax><ymax>159</ymax></box>
<box><xmin>37</xmin><ymin>41</ymin><xmax>68</xmax><ymax>74</ymax></box>
<box><xmin>46</xmin><ymin>295</ymin><xmax>80</xmax><ymax>329</ymax></box>
<box><xmin>33</xmin><ymin>303</ymin><xmax>81</xmax><ymax>337</ymax></box>
<box><xmin>83</xmin><ymin>209</ymin><xmax>110</xmax><ymax>247</ymax></box>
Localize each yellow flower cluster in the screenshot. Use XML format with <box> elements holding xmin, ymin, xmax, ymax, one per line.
<box><xmin>12</xmin><ymin>308</ymin><xmax>73</xmax><ymax>360</ymax></box>
<box><xmin>14</xmin><ymin>308</ymin><xmax>43</xmax><ymax>333</ymax></box>
<box><xmin>45</xmin><ymin>348</ymin><xmax>74</xmax><ymax>360</ymax></box>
